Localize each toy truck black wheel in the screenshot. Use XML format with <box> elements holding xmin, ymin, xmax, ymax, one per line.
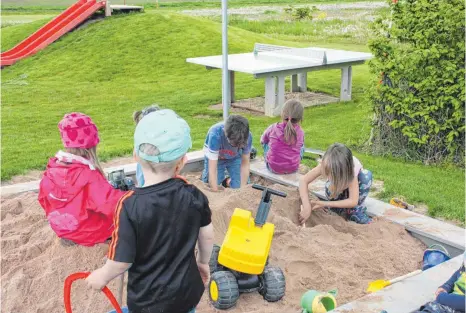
<box><xmin>209</xmin><ymin>244</ymin><xmax>224</xmax><ymax>273</ymax></box>
<box><xmin>209</xmin><ymin>271</ymin><xmax>240</xmax><ymax>310</ymax></box>
<box><xmin>259</xmin><ymin>267</ymin><xmax>286</xmax><ymax>302</ymax></box>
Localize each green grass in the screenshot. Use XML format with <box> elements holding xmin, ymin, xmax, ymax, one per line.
<box><xmin>1</xmin><ymin>0</ymin><xmax>376</xmax><ymax>13</ymax></box>
<box><xmin>1</xmin><ymin>12</ymin><xmax>464</xmax><ymax>223</ymax></box>
<box><xmin>1</xmin><ymin>14</ymin><xmax>55</xmax><ymax>27</ymax></box>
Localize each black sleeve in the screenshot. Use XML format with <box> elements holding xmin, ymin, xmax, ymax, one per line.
<box><xmin>107</xmin><ymin>200</ymin><xmax>137</xmax><ymax>263</ymax></box>
<box><xmin>192</xmin><ymin>187</ymin><xmax>212</xmax><ymax>227</ymax></box>
<box><xmin>200</xmin><ymin>194</ymin><xmax>212</xmax><ymax>227</ymax></box>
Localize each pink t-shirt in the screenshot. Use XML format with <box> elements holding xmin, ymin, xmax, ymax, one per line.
<box><xmin>353</xmin><ymin>156</ymin><xmax>362</xmax><ymax>177</ymax></box>
<box><xmin>261</xmin><ymin>122</ymin><xmax>305</xmax><ymax>174</ymax></box>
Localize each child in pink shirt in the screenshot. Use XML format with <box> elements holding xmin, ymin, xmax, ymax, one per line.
<box><xmin>261</xmin><ymin>99</ymin><xmax>305</xmax><ymax>174</ymax></box>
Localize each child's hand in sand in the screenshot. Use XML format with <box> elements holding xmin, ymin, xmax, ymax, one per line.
<box><xmin>310</xmin><ymin>200</ymin><xmax>326</xmax><ymax>210</ymax></box>
<box><xmin>197</xmin><ymin>262</ymin><xmax>210</xmax><ymax>286</ymax></box>
<box><xmin>86</xmin><ymin>269</ymin><xmax>108</xmax><ymax>290</ymax></box>
<box><xmin>299</xmin><ymin>204</ymin><xmax>312</xmax><ymax>225</ymax></box>
<box><xmin>204</xmin><ymin>183</ymin><xmax>225</xmax><ymax>193</ymax></box>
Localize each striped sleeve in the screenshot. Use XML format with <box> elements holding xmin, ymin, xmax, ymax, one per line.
<box><xmin>107</xmin><ymin>191</ymin><xmax>136</xmax><ymax>262</ymax></box>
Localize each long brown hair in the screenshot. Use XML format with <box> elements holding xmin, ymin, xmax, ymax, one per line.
<box><xmin>282</xmin><ymin>99</ymin><xmax>304</xmax><ymax>145</ymax></box>
<box><xmin>66</xmin><ymin>147</ymin><xmax>105</xmax><ymax>176</ymax></box>
<box><xmin>321</xmin><ymin>143</ymin><xmax>354</xmax><ymax>197</ymax></box>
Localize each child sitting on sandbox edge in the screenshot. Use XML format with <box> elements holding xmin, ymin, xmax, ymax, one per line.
<box><xmin>38</xmin><ymin>113</ymin><xmax>125</xmax><ymax>247</ymax></box>
<box><xmin>261</xmin><ymin>99</ymin><xmax>305</xmax><ymax>175</ymax></box>
<box><xmin>86</xmin><ymin>109</ymin><xmax>214</xmax><ymax>313</ymax></box>
<box><xmin>201</xmin><ymin>114</ymin><xmax>253</xmax><ymax>191</ymax></box>
<box><xmin>298</xmin><ymin>143</ymin><xmax>372</xmax><ymax>225</ymax></box>
<box><xmin>413</xmin><ymin>251</ymin><xmax>465</xmax><ymax>313</ymax></box>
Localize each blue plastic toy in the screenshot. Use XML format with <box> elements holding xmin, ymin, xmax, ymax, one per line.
<box><xmin>422</xmin><ymin>244</ymin><xmax>451</xmax><ymax>271</ymax></box>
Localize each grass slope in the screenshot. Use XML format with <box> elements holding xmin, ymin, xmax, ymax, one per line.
<box><xmin>1</xmin><ymin>12</ymin><xmax>464</xmax><ymax>222</ymax></box>
<box><xmin>2</xmin><ymin>0</ymin><xmax>376</xmax><ymax>11</ymax></box>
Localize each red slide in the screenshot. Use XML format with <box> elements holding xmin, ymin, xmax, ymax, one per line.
<box><xmin>1</xmin><ymin>0</ymin><xmax>106</xmax><ymax>67</ymax></box>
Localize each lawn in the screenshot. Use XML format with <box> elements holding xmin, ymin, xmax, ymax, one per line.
<box><xmin>1</xmin><ymin>9</ymin><xmax>464</xmax><ymax>223</ymax></box>
<box><xmin>1</xmin><ymin>0</ymin><xmax>377</xmax><ymax>10</ymax></box>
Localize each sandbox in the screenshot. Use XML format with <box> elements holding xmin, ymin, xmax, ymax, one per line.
<box><xmin>1</xmin><ymin>155</ymin><xmax>464</xmax><ymax>313</ymax></box>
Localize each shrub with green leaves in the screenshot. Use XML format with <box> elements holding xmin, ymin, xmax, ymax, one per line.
<box><xmin>367</xmin><ymin>0</ymin><xmax>465</xmax><ymax>165</ymax></box>
<box><xmin>284</xmin><ymin>5</ymin><xmax>318</xmax><ymax>21</ymax></box>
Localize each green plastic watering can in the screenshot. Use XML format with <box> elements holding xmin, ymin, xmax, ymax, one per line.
<box><xmin>301</xmin><ymin>289</ymin><xmax>338</xmax><ymax>313</ymax></box>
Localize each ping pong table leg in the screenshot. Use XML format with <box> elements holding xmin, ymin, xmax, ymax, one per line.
<box><xmin>276</xmin><ymin>75</ymin><xmax>286</xmax><ymax>114</ymax></box>
<box><xmin>291</xmin><ymin>74</ymin><xmax>299</xmax><ymax>92</ymax></box>
<box><xmin>298</xmin><ymin>73</ymin><xmax>307</xmax><ymax>92</ymax></box>
<box><xmin>229</xmin><ymin>70</ymin><xmax>235</xmax><ymax>103</ymax></box>
<box><xmin>340</xmin><ymin>66</ymin><xmax>353</xmax><ymax>101</ymax></box>
<box><xmin>264</xmin><ymin>76</ymin><xmax>277</xmax><ymax>117</ymax></box>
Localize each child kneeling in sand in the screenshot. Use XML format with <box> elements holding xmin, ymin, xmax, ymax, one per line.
<box><xmin>38</xmin><ymin>113</ymin><xmax>125</xmax><ymax>246</ymax></box>
<box><xmin>202</xmin><ymin>115</ymin><xmax>253</xmax><ymax>191</ymax></box>
<box><xmin>298</xmin><ymin>143</ymin><xmax>372</xmax><ymax>225</ymax></box>
<box><xmin>414</xmin><ymin>252</ymin><xmax>465</xmax><ymax>313</ymax></box>
<box><xmin>87</xmin><ymin>109</ymin><xmax>214</xmax><ymax>313</ymax></box>
<box><xmin>261</xmin><ymin>99</ymin><xmax>305</xmax><ymax>174</ymax></box>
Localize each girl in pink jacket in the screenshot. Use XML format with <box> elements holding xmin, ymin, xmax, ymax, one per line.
<box><xmin>261</xmin><ymin>99</ymin><xmax>305</xmax><ymax>174</ymax></box>
<box><xmin>38</xmin><ymin>113</ymin><xmax>124</xmax><ymax>246</ymax></box>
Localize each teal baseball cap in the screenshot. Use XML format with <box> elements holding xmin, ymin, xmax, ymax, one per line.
<box><xmin>134</xmin><ymin>109</ymin><xmax>192</xmax><ymax>163</ymax></box>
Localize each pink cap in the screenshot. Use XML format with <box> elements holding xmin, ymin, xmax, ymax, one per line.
<box><xmin>58</xmin><ymin>112</ymin><xmax>100</xmax><ymax>149</ymax></box>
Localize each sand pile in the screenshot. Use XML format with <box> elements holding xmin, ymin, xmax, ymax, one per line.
<box><xmin>1</xmin><ymin>174</ymin><xmax>425</xmax><ymax>313</ymax></box>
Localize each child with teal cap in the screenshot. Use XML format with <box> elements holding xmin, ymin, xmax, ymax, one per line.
<box><xmin>413</xmin><ymin>251</ymin><xmax>465</xmax><ymax>313</ymax></box>
<box><xmin>87</xmin><ymin>109</ymin><xmax>214</xmax><ymax>313</ymax></box>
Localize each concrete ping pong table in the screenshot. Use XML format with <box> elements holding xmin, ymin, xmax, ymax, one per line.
<box><xmin>186</xmin><ymin>43</ymin><xmax>373</xmax><ymax>117</ymax></box>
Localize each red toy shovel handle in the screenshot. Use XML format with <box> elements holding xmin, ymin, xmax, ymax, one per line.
<box><xmin>64</xmin><ymin>272</ymin><xmax>123</xmax><ymax>313</ymax></box>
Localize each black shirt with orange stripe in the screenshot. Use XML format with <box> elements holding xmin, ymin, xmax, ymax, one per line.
<box><xmin>108</xmin><ymin>177</ymin><xmax>212</xmax><ymax>313</ymax></box>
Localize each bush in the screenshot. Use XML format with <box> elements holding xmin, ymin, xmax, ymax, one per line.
<box><xmin>284</xmin><ymin>5</ymin><xmax>318</xmax><ymax>21</ymax></box>
<box><xmin>367</xmin><ymin>0</ymin><xmax>465</xmax><ymax>165</ymax></box>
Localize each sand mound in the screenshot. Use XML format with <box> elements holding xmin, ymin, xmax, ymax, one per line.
<box><xmin>1</xmin><ymin>174</ymin><xmax>425</xmax><ymax>313</ymax></box>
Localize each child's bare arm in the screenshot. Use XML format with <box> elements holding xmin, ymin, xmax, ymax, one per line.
<box><xmin>197</xmin><ymin>223</ymin><xmax>214</xmax><ymax>264</ymax></box>
<box><xmin>240</xmin><ymin>154</ymin><xmax>250</xmax><ymax>188</ymax></box>
<box><xmin>86</xmin><ymin>260</ymin><xmax>131</xmax><ymax>290</ymax></box>
<box><xmin>208</xmin><ymin>159</ymin><xmax>219</xmax><ymax>191</ymax></box>
<box><xmin>299</xmin><ymin>164</ymin><xmax>321</xmax><ymax>208</ymax></box>
<box><xmin>298</xmin><ymin>164</ymin><xmax>322</xmax><ymax>224</ymax></box>
<box><xmin>314</xmin><ymin>176</ymin><xmax>359</xmax><ymax>209</ymax></box>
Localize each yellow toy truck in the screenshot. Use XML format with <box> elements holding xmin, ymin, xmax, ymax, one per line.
<box><xmin>208</xmin><ymin>184</ymin><xmax>287</xmax><ymax>309</ymax></box>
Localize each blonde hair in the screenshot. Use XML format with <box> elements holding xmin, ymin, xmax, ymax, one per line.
<box><xmin>137</xmin><ymin>143</ymin><xmax>182</xmax><ymax>174</ymax></box>
<box><xmin>133</xmin><ymin>104</ymin><xmax>161</xmax><ymax>124</ymax></box>
<box><xmin>65</xmin><ymin>147</ymin><xmax>105</xmax><ymax>176</ymax></box>
<box><xmin>281</xmin><ymin>99</ymin><xmax>304</xmax><ymax>145</ymax></box>
<box><xmin>321</xmin><ymin>143</ymin><xmax>354</xmax><ymax>198</ymax></box>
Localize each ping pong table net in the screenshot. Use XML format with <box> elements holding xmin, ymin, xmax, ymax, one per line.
<box><xmin>253</xmin><ymin>43</ymin><xmax>327</xmax><ymax>65</ymax></box>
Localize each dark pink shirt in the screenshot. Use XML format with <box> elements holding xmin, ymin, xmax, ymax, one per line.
<box><xmin>261</xmin><ymin>122</ymin><xmax>305</xmax><ymax>174</ymax></box>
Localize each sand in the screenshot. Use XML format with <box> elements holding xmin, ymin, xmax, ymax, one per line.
<box><xmin>1</xmin><ymin>173</ymin><xmax>425</xmax><ymax>313</ymax></box>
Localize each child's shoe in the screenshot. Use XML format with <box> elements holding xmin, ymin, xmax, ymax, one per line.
<box><xmin>250</xmin><ymin>147</ymin><xmax>257</xmax><ymax>160</ymax></box>
<box><xmin>348</xmin><ymin>207</ymin><xmax>372</xmax><ymax>224</ymax></box>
